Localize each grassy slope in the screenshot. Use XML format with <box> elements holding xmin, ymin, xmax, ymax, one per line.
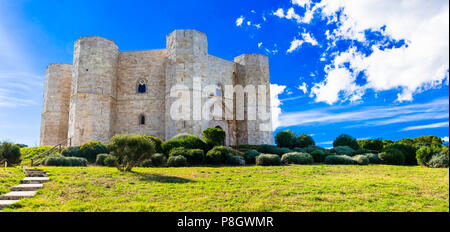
<box><xmin>0</xmin><ymin>167</ymin><xmax>24</xmax><ymax>195</ymax></box>
<box><xmin>2</xmin><ymin>165</ymin><xmax>448</xmax><ymax>212</ymax></box>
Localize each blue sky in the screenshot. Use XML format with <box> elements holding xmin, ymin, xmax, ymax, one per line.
<box><xmin>0</xmin><ymin>0</ymin><xmax>448</xmax><ymax>147</ymax></box>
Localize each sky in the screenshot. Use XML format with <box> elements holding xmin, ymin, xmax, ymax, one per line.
<box><xmin>0</xmin><ymin>0</ymin><xmax>448</xmax><ymax>147</ymax></box>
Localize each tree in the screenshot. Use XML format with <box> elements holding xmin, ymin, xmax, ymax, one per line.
<box><xmin>0</xmin><ymin>142</ymin><xmax>22</xmax><ymax>166</ymax></box>
<box><xmin>108</xmin><ymin>135</ymin><xmax>156</xmax><ymax>171</ymax></box>
<box><xmin>333</xmin><ymin>134</ymin><xmax>360</xmax><ymax>150</ymax></box>
<box><xmin>416</xmin><ymin>145</ymin><xmax>441</xmax><ymax>166</ymax></box>
<box><xmin>275</xmin><ymin>130</ymin><xmax>296</xmax><ymax>148</ymax></box>
<box><xmin>202</xmin><ymin>128</ymin><xmax>226</xmax><ymax>147</ymax></box>
<box><xmin>357</xmin><ymin>139</ymin><xmax>383</xmax><ymax>152</ymax></box>
<box><xmin>295</xmin><ymin>133</ymin><xmax>315</xmax><ymax>148</ymax></box>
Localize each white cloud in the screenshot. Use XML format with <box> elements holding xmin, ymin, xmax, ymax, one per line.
<box><xmin>298</xmin><ymin>82</ymin><xmax>308</xmax><ymax>94</ymax></box>
<box><xmin>442</xmin><ymin>136</ymin><xmax>449</xmax><ymax>143</ymax></box>
<box><xmin>292</xmin><ymin>0</ymin><xmax>312</xmax><ymax>8</ymax></box>
<box><xmin>301</xmin><ymin>32</ymin><xmax>318</xmax><ymax>46</ymax></box>
<box><xmin>273</xmin><ymin>8</ymin><xmax>285</xmax><ymax>18</ymax></box>
<box><xmin>271</xmin><ymin>84</ymin><xmax>287</xmax><ymax>130</ymax></box>
<box><xmin>258</xmin><ymin>42</ymin><xmax>263</xmax><ymax>48</ymax></box>
<box><xmin>286</xmin><ymin>32</ymin><xmax>318</xmax><ymax>53</ymax></box>
<box><xmin>254</xmin><ymin>24</ymin><xmax>261</xmax><ymax>29</ymax></box>
<box><xmin>287</xmin><ymin>38</ymin><xmax>303</xmax><ymax>53</ymax></box>
<box><xmin>401</xmin><ymin>121</ymin><xmax>449</xmax><ymax>131</ymax></box>
<box><xmin>247</xmin><ymin>21</ymin><xmax>251</xmax><ymax>26</ymax></box>
<box><xmin>235</xmin><ymin>16</ymin><xmax>244</xmax><ymax>27</ymax></box>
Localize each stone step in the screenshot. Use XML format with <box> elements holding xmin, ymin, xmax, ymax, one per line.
<box><xmin>25</xmin><ymin>169</ymin><xmax>43</xmax><ymax>172</ymax></box>
<box><xmin>26</xmin><ymin>173</ymin><xmax>48</xmax><ymax>177</ymax></box>
<box><xmin>21</xmin><ymin>177</ymin><xmax>49</xmax><ymax>184</ymax></box>
<box><xmin>10</xmin><ymin>184</ymin><xmax>43</xmax><ymax>191</ymax></box>
<box><xmin>0</xmin><ymin>200</ymin><xmax>19</xmax><ymax>209</ymax></box>
<box><xmin>0</xmin><ymin>191</ymin><xmax>36</xmax><ymax>200</ymax></box>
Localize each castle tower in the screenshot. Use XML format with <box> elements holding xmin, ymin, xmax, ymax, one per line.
<box><xmin>67</xmin><ymin>36</ymin><xmax>119</xmax><ymax>145</ymax></box>
<box><xmin>165</xmin><ymin>29</ymin><xmax>208</xmax><ymax>140</ymax></box>
<box><xmin>39</xmin><ymin>64</ymin><xmax>72</xmax><ymax>146</ymax></box>
<box><xmin>234</xmin><ymin>54</ymin><xmax>273</xmax><ymax>145</ymax></box>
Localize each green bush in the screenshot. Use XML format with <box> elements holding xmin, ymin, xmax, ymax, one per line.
<box><xmin>151</xmin><ymin>153</ymin><xmax>167</xmax><ymax>167</ymax></box>
<box><xmin>383</xmin><ymin>144</ymin><xmax>417</xmax><ymax>165</ymax></box>
<box><xmin>324</xmin><ymin>155</ymin><xmax>356</xmax><ymax>165</ymax></box>
<box><xmin>169</xmin><ymin>147</ymin><xmax>189</xmax><ymax>157</ymax></box>
<box><xmin>292</xmin><ymin>147</ymin><xmax>306</xmax><ymax>153</ymax></box>
<box><xmin>244</xmin><ymin>150</ymin><xmax>260</xmax><ymax>164</ymax></box>
<box><xmin>186</xmin><ymin>149</ymin><xmax>205</xmax><ymax>165</ymax></box>
<box><xmin>416</xmin><ymin>145</ymin><xmax>441</xmax><ymax>166</ymax></box>
<box><xmin>295</xmin><ymin>133</ymin><xmax>315</xmax><ymax>148</ymax></box>
<box><xmin>256</xmin><ymin>154</ymin><xmax>281</xmax><ymax>166</ymax></box>
<box><xmin>352</xmin><ymin>155</ymin><xmax>370</xmax><ymax>165</ymax></box>
<box><xmin>108</xmin><ymin>135</ymin><xmax>156</xmax><ymax>171</ymax></box>
<box><xmin>205</xmin><ymin>146</ymin><xmax>241</xmax><ymax>165</ymax></box>
<box><xmin>140</xmin><ymin>159</ymin><xmax>153</xmax><ymax>167</ymax></box>
<box><xmin>310</xmin><ymin>150</ymin><xmax>326</xmax><ymax>163</ymax></box>
<box><xmin>96</xmin><ymin>153</ymin><xmax>111</xmax><ymax>166</ymax></box>
<box><xmin>257</xmin><ymin>144</ymin><xmax>292</xmax><ymax>156</ymax></box>
<box><xmin>275</xmin><ymin>130</ymin><xmax>296</xmax><ymax>148</ymax></box>
<box><xmin>104</xmin><ymin>156</ymin><xmax>118</xmax><ymax>167</ymax></box>
<box><xmin>303</xmin><ymin>145</ymin><xmax>326</xmax><ymax>154</ymax></box>
<box><xmin>333</xmin><ymin>134</ymin><xmax>360</xmax><ymax>150</ymax></box>
<box><xmin>61</xmin><ymin>146</ymin><xmax>81</xmax><ymax>157</ymax></box>
<box><xmin>162</xmin><ymin>134</ymin><xmax>207</xmax><ymax>154</ymax></box>
<box><xmin>364</xmin><ymin>153</ymin><xmax>382</xmax><ymax>164</ymax></box>
<box><xmin>427</xmin><ymin>153</ymin><xmax>449</xmax><ymax>168</ymax></box>
<box><xmin>331</xmin><ymin>146</ymin><xmax>355</xmax><ymax>156</ymax></box>
<box><xmin>42</xmin><ymin>154</ymin><xmax>87</xmax><ymax>167</ymax></box>
<box><xmin>167</xmin><ymin>155</ymin><xmax>188</xmax><ymax>167</ymax></box>
<box><xmin>147</xmin><ymin>136</ymin><xmax>163</xmax><ymax>153</ymax></box>
<box><xmin>357</xmin><ymin>139</ymin><xmax>384</xmax><ymax>152</ymax></box>
<box><xmin>224</xmin><ymin>153</ymin><xmax>242</xmax><ymax>165</ymax></box>
<box><xmin>202</xmin><ymin>128</ymin><xmax>225</xmax><ymax>147</ymax></box>
<box><xmin>0</xmin><ymin>142</ymin><xmax>21</xmax><ymax>166</ymax></box>
<box><xmin>281</xmin><ymin>152</ymin><xmax>313</xmax><ymax>165</ymax></box>
<box><xmin>379</xmin><ymin>148</ymin><xmax>405</xmax><ymax>165</ymax></box>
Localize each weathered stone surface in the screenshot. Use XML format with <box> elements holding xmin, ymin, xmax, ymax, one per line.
<box><xmin>11</xmin><ymin>184</ymin><xmax>43</xmax><ymax>191</ymax></box>
<box><xmin>0</xmin><ymin>191</ymin><xmax>36</xmax><ymax>200</ymax></box>
<box><xmin>0</xmin><ymin>200</ymin><xmax>19</xmax><ymax>209</ymax></box>
<box><xmin>21</xmin><ymin>177</ymin><xmax>50</xmax><ymax>184</ymax></box>
<box><xmin>40</xmin><ymin>29</ymin><xmax>273</xmax><ymax>146</ymax></box>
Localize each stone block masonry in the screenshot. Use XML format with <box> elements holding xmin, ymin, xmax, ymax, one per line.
<box><xmin>40</xmin><ymin>29</ymin><xmax>273</xmax><ymax>146</ymax></box>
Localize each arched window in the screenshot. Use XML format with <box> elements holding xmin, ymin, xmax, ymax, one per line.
<box><xmin>138</xmin><ymin>79</ymin><xmax>147</xmax><ymax>93</ymax></box>
<box><xmin>139</xmin><ymin>114</ymin><xmax>146</xmax><ymax>125</ymax></box>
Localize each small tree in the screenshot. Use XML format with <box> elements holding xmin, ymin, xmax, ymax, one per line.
<box><xmin>295</xmin><ymin>133</ymin><xmax>315</xmax><ymax>148</ymax></box>
<box><xmin>333</xmin><ymin>134</ymin><xmax>360</xmax><ymax>151</ymax></box>
<box><xmin>416</xmin><ymin>145</ymin><xmax>441</xmax><ymax>166</ymax></box>
<box><xmin>108</xmin><ymin>135</ymin><xmax>156</xmax><ymax>171</ymax></box>
<box><xmin>275</xmin><ymin>130</ymin><xmax>296</xmax><ymax>148</ymax></box>
<box><xmin>0</xmin><ymin>142</ymin><xmax>22</xmax><ymax>166</ymax></box>
<box><xmin>202</xmin><ymin>128</ymin><xmax>226</xmax><ymax>147</ymax></box>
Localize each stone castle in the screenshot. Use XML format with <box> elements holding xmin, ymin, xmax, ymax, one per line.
<box><xmin>40</xmin><ymin>29</ymin><xmax>273</xmax><ymax>146</ymax></box>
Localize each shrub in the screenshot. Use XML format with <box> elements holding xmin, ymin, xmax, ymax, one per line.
<box><xmin>108</xmin><ymin>135</ymin><xmax>156</xmax><ymax>171</ymax></box>
<box><xmin>331</xmin><ymin>146</ymin><xmax>355</xmax><ymax>156</ymax></box>
<box><xmin>224</xmin><ymin>153</ymin><xmax>241</xmax><ymax>165</ymax></box>
<box><xmin>244</xmin><ymin>150</ymin><xmax>260</xmax><ymax>164</ymax></box>
<box><xmin>205</xmin><ymin>146</ymin><xmax>240</xmax><ymax>165</ymax></box>
<box><xmin>42</xmin><ymin>154</ymin><xmax>87</xmax><ymax>166</ymax></box>
<box><xmin>310</xmin><ymin>150</ymin><xmax>327</xmax><ymax>163</ymax></box>
<box><xmin>167</xmin><ymin>155</ymin><xmax>188</xmax><ymax>167</ymax></box>
<box><xmin>80</xmin><ymin>141</ymin><xmax>108</xmax><ymax>163</ymax></box>
<box><xmin>357</xmin><ymin>139</ymin><xmax>384</xmax><ymax>152</ymax></box>
<box><xmin>256</xmin><ymin>154</ymin><xmax>281</xmax><ymax>166</ymax></box>
<box><xmin>202</xmin><ymin>128</ymin><xmax>225</xmax><ymax>147</ymax></box>
<box><xmin>303</xmin><ymin>145</ymin><xmax>326</xmax><ymax>154</ymax></box>
<box><xmin>96</xmin><ymin>153</ymin><xmax>111</xmax><ymax>166</ymax></box>
<box><xmin>427</xmin><ymin>153</ymin><xmax>449</xmax><ymax>168</ymax></box>
<box><xmin>162</xmin><ymin>134</ymin><xmax>207</xmax><ymax>154</ymax></box>
<box><xmin>333</xmin><ymin>134</ymin><xmax>360</xmax><ymax>150</ymax></box>
<box><xmin>0</xmin><ymin>142</ymin><xmax>21</xmax><ymax>166</ymax></box>
<box><xmin>61</xmin><ymin>146</ymin><xmax>81</xmax><ymax>157</ymax></box>
<box><xmin>257</xmin><ymin>144</ymin><xmax>292</xmax><ymax>156</ymax></box>
<box><xmin>383</xmin><ymin>144</ymin><xmax>417</xmax><ymax>165</ymax></box>
<box><xmin>104</xmin><ymin>155</ymin><xmax>118</xmax><ymax>167</ymax></box>
<box><xmin>169</xmin><ymin>147</ymin><xmax>189</xmax><ymax>157</ymax></box>
<box><xmin>140</xmin><ymin>159</ymin><xmax>153</xmax><ymax>167</ymax></box>
<box><xmin>379</xmin><ymin>148</ymin><xmax>405</xmax><ymax>165</ymax></box>
<box><xmin>416</xmin><ymin>145</ymin><xmax>441</xmax><ymax>166</ymax></box>
<box><xmin>281</xmin><ymin>152</ymin><xmax>313</xmax><ymax>165</ymax></box>
<box><xmin>324</xmin><ymin>155</ymin><xmax>356</xmax><ymax>165</ymax></box>
<box><xmin>275</xmin><ymin>130</ymin><xmax>296</xmax><ymax>148</ymax></box>
<box><xmin>147</xmin><ymin>136</ymin><xmax>163</xmax><ymax>153</ymax></box>
<box><xmin>185</xmin><ymin>149</ymin><xmax>205</xmax><ymax>165</ymax></box>
<box><xmin>352</xmin><ymin>155</ymin><xmax>370</xmax><ymax>165</ymax></box>
<box><xmin>231</xmin><ymin>144</ymin><xmax>259</xmax><ymax>153</ymax></box>
<box><xmin>292</xmin><ymin>147</ymin><xmax>306</xmax><ymax>153</ymax></box>
<box><xmin>295</xmin><ymin>133</ymin><xmax>315</xmax><ymax>148</ymax></box>
<box><xmin>151</xmin><ymin>153</ymin><xmax>167</xmax><ymax>167</ymax></box>
<box><xmin>364</xmin><ymin>153</ymin><xmax>382</xmax><ymax>164</ymax></box>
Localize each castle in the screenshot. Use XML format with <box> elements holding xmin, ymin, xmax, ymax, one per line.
<box><xmin>40</xmin><ymin>29</ymin><xmax>273</xmax><ymax>146</ymax></box>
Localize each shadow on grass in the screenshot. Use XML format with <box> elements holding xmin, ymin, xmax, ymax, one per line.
<box><xmin>131</xmin><ymin>172</ymin><xmax>195</xmax><ymax>184</ymax></box>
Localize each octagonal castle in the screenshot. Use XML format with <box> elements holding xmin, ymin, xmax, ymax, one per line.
<box><xmin>40</xmin><ymin>29</ymin><xmax>273</xmax><ymax>146</ymax></box>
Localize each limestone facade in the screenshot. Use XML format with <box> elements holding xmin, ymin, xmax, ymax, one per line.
<box><xmin>40</xmin><ymin>29</ymin><xmax>273</xmax><ymax>146</ymax></box>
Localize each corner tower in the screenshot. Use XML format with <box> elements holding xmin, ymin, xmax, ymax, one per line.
<box><xmin>40</xmin><ymin>64</ymin><xmax>72</xmax><ymax>146</ymax></box>
<box><xmin>68</xmin><ymin>36</ymin><xmax>119</xmax><ymax>145</ymax></box>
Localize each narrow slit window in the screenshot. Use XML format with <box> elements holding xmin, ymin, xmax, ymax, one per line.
<box><xmin>140</xmin><ymin>115</ymin><xmax>146</xmax><ymax>125</ymax></box>
<box><xmin>138</xmin><ymin>80</ymin><xmax>147</xmax><ymax>93</ymax></box>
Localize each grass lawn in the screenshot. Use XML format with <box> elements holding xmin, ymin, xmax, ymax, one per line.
<box><xmin>1</xmin><ymin>165</ymin><xmax>448</xmax><ymax>212</ymax></box>
<box><xmin>0</xmin><ymin>167</ymin><xmax>24</xmax><ymax>195</ymax></box>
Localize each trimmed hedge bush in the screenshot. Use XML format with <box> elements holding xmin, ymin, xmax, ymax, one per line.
<box><xmin>303</xmin><ymin>145</ymin><xmax>326</xmax><ymax>154</ymax></box>
<box><xmin>151</xmin><ymin>153</ymin><xmax>167</xmax><ymax>167</ymax></box>
<box><xmin>331</xmin><ymin>146</ymin><xmax>355</xmax><ymax>156</ymax></box>
<box><xmin>162</xmin><ymin>134</ymin><xmax>207</xmax><ymax>154</ymax></box>
<box><xmin>147</xmin><ymin>136</ymin><xmax>163</xmax><ymax>154</ymax></box>
<box><xmin>416</xmin><ymin>145</ymin><xmax>442</xmax><ymax>166</ymax></box>
<box><xmin>383</xmin><ymin>143</ymin><xmax>417</xmax><ymax>165</ymax></box>
<box><xmin>80</xmin><ymin>141</ymin><xmax>108</xmax><ymax>163</ymax></box>
<box><xmin>257</xmin><ymin>144</ymin><xmax>292</xmax><ymax>156</ymax></box>
<box><xmin>427</xmin><ymin>153</ymin><xmax>449</xmax><ymax>168</ymax></box>
<box><xmin>244</xmin><ymin>150</ymin><xmax>260</xmax><ymax>164</ymax></box>
<box><xmin>61</xmin><ymin>146</ymin><xmax>81</xmax><ymax>157</ymax></box>
<box><xmin>324</xmin><ymin>155</ymin><xmax>356</xmax><ymax>165</ymax></box>
<box><xmin>281</xmin><ymin>152</ymin><xmax>313</xmax><ymax>165</ymax></box>
<box><xmin>108</xmin><ymin>135</ymin><xmax>156</xmax><ymax>171</ymax></box>
<box><xmin>202</xmin><ymin>128</ymin><xmax>225</xmax><ymax>147</ymax></box>
<box><xmin>167</xmin><ymin>155</ymin><xmax>188</xmax><ymax>167</ymax></box>
<box><xmin>310</xmin><ymin>150</ymin><xmax>326</xmax><ymax>163</ymax></box>
<box><xmin>295</xmin><ymin>133</ymin><xmax>315</xmax><ymax>148</ymax></box>
<box><xmin>333</xmin><ymin>134</ymin><xmax>360</xmax><ymax>151</ymax></box>
<box><xmin>275</xmin><ymin>130</ymin><xmax>296</xmax><ymax>148</ymax></box>
<box><xmin>96</xmin><ymin>153</ymin><xmax>111</xmax><ymax>166</ymax></box>
<box><xmin>169</xmin><ymin>147</ymin><xmax>189</xmax><ymax>157</ymax></box>
<box><xmin>205</xmin><ymin>146</ymin><xmax>241</xmax><ymax>165</ymax></box>
<box><xmin>42</xmin><ymin>155</ymin><xmax>87</xmax><ymax>167</ymax></box>
<box><xmin>104</xmin><ymin>155</ymin><xmax>118</xmax><ymax>167</ymax></box>
<box><xmin>256</xmin><ymin>154</ymin><xmax>281</xmax><ymax>166</ymax></box>
<box><xmin>185</xmin><ymin>149</ymin><xmax>205</xmax><ymax>165</ymax></box>
<box><xmin>0</xmin><ymin>142</ymin><xmax>21</xmax><ymax>166</ymax></box>
<box><xmin>292</xmin><ymin>147</ymin><xmax>306</xmax><ymax>153</ymax></box>
<box><xmin>352</xmin><ymin>155</ymin><xmax>370</xmax><ymax>165</ymax></box>
<box><xmin>141</xmin><ymin>159</ymin><xmax>153</xmax><ymax>167</ymax></box>
<box><xmin>364</xmin><ymin>153</ymin><xmax>382</xmax><ymax>164</ymax></box>
<box><xmin>379</xmin><ymin>148</ymin><xmax>405</xmax><ymax>165</ymax></box>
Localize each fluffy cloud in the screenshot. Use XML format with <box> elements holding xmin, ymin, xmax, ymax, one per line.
<box><xmin>298</xmin><ymin>82</ymin><xmax>308</xmax><ymax>94</ymax></box>
<box><xmin>442</xmin><ymin>137</ymin><xmax>449</xmax><ymax>143</ymax></box>
<box><xmin>270</xmin><ymin>84</ymin><xmax>287</xmax><ymax>130</ymax></box>
<box><xmin>287</xmin><ymin>32</ymin><xmax>318</xmax><ymax>53</ymax></box>
<box><xmin>235</xmin><ymin>16</ymin><xmax>244</xmax><ymax>27</ymax></box>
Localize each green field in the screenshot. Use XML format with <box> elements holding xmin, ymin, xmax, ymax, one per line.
<box><xmin>0</xmin><ymin>167</ymin><xmax>24</xmax><ymax>195</ymax></box>
<box><xmin>1</xmin><ymin>165</ymin><xmax>448</xmax><ymax>212</ymax></box>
